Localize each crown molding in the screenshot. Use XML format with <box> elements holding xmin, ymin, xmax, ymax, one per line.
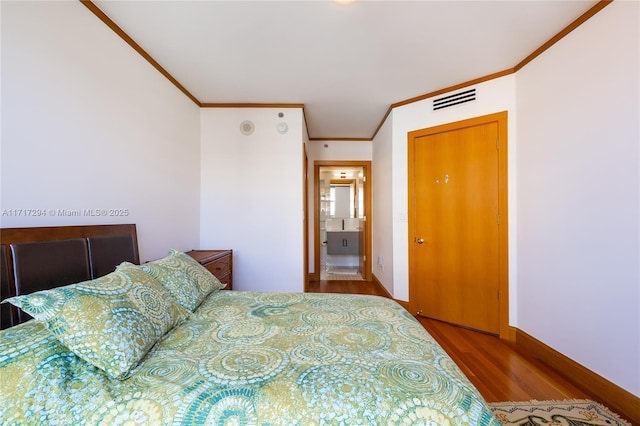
<box><xmin>80</xmin><ymin>0</ymin><xmax>612</xmax><ymax>141</ymax></box>
<box><xmin>514</xmin><ymin>0</ymin><xmax>613</xmax><ymax>71</ymax></box>
<box><xmin>80</xmin><ymin>0</ymin><xmax>201</xmax><ymax>107</ymax></box>
<box><xmin>309</xmin><ymin>138</ymin><xmax>372</xmax><ymax>142</ymax></box>
<box><xmin>200</xmin><ymin>103</ymin><xmax>304</xmax><ymax>109</ymax></box>
<box><xmin>369</xmin><ymin>0</ymin><xmax>613</xmax><ymax>141</ymax></box>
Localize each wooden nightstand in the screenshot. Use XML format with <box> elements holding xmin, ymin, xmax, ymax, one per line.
<box><xmin>186</xmin><ymin>249</ymin><xmax>233</xmax><ymax>290</ymax></box>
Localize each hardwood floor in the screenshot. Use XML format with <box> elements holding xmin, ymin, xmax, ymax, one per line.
<box><xmin>307</xmin><ymin>279</ymin><xmax>386</xmax><ymax>296</ymax></box>
<box><xmin>417</xmin><ymin>316</ymin><xmax>591</xmax><ymax>403</ymax></box>
<box><xmin>307</xmin><ymin>279</ymin><xmax>593</xmax><ymax>403</ymax></box>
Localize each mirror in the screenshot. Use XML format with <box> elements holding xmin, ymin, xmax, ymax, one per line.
<box><xmin>330</xmin><ymin>179</ymin><xmax>355</xmax><ymax>218</ymax></box>
<box><xmin>319</xmin><ymin>167</ymin><xmax>364</xmax><ymax>233</ymax></box>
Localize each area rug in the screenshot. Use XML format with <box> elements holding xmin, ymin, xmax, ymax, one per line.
<box><xmin>327</xmin><ymin>266</ymin><xmax>359</xmax><ymax>275</ymax></box>
<box><xmin>322</xmin><ymin>267</ymin><xmax>364</xmax><ymax>281</ymax></box>
<box><xmin>321</xmin><ymin>271</ymin><xmax>364</xmax><ymax>281</ymax></box>
<box><xmin>489</xmin><ymin>399</ymin><xmax>631</xmax><ymax>426</ymax></box>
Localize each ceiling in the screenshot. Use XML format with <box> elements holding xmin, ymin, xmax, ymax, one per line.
<box><xmin>92</xmin><ymin>0</ymin><xmax>600</xmax><ymax>140</ymax></box>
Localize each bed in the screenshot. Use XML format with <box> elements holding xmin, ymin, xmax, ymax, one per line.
<box><xmin>0</xmin><ymin>224</ymin><xmax>500</xmax><ymax>425</ymax></box>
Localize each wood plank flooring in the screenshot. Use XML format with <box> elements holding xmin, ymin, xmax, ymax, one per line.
<box><xmin>307</xmin><ymin>279</ymin><xmax>593</xmax><ymax>403</ymax></box>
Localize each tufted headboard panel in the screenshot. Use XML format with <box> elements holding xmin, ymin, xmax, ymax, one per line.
<box><xmin>0</xmin><ymin>224</ymin><xmax>139</xmax><ymax>329</ymax></box>
<box><xmin>0</xmin><ymin>246</ymin><xmax>14</xmax><ymax>329</ymax></box>
<box><xmin>87</xmin><ymin>234</ymin><xmax>138</xmax><ymax>279</ymax></box>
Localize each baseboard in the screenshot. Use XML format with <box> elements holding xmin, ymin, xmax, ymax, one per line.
<box><xmin>514</xmin><ymin>327</ymin><xmax>640</xmax><ymax>425</ymax></box>
<box><xmin>371</xmin><ymin>273</ymin><xmax>410</xmax><ymax>311</ymax></box>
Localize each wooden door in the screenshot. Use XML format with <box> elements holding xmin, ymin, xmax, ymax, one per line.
<box><xmin>409</xmin><ymin>113</ymin><xmax>506</xmax><ymax>335</ymax></box>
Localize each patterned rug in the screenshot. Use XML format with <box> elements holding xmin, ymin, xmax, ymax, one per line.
<box><xmin>321</xmin><ymin>271</ymin><xmax>365</xmax><ymax>281</ymax></box>
<box><xmin>490</xmin><ymin>399</ymin><xmax>631</xmax><ymax>426</ymax></box>
<box><xmin>321</xmin><ymin>267</ymin><xmax>364</xmax><ymax>281</ymax></box>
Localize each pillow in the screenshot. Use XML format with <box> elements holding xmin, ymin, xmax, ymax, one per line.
<box><xmin>139</xmin><ymin>249</ymin><xmax>225</xmax><ymax>311</ymax></box>
<box><xmin>3</xmin><ymin>262</ymin><xmax>190</xmax><ymax>380</ymax></box>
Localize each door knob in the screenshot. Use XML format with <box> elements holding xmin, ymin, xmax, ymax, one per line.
<box><xmin>416</xmin><ymin>238</ymin><xmax>424</xmax><ymax>244</ymax></box>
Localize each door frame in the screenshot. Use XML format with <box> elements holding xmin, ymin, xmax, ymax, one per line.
<box><xmin>313</xmin><ymin>160</ymin><xmax>372</xmax><ymax>282</ymax></box>
<box><xmin>303</xmin><ymin>144</ymin><xmax>309</xmax><ymax>291</ymax></box>
<box><xmin>408</xmin><ymin>111</ymin><xmax>509</xmax><ymax>339</ymax></box>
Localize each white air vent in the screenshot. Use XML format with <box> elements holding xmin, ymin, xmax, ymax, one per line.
<box><xmin>240</xmin><ymin>120</ymin><xmax>255</xmax><ymax>135</ymax></box>
<box><xmin>433</xmin><ymin>88</ymin><xmax>476</xmax><ymax>111</ymax></box>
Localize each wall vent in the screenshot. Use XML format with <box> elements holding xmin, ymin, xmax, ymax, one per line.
<box><xmin>433</xmin><ymin>88</ymin><xmax>476</xmax><ymax>111</ymax></box>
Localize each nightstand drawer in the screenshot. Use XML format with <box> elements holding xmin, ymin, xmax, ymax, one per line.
<box><xmin>216</xmin><ymin>273</ymin><xmax>232</xmax><ymax>288</ymax></box>
<box><xmin>204</xmin><ymin>259</ymin><xmax>230</xmax><ymax>277</ymax></box>
<box><xmin>186</xmin><ymin>249</ymin><xmax>233</xmax><ymax>290</ymax></box>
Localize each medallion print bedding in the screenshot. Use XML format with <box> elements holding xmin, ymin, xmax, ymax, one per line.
<box><xmin>0</xmin><ymin>291</ymin><xmax>500</xmax><ymax>425</ymax></box>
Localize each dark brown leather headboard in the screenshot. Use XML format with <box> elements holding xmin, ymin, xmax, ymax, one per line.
<box><xmin>0</xmin><ymin>224</ymin><xmax>139</xmax><ymax>329</ymax></box>
<box><xmin>10</xmin><ymin>239</ymin><xmax>92</xmax><ymax>324</ymax></box>
<box><xmin>87</xmin><ymin>234</ymin><xmax>138</xmax><ymax>279</ymax></box>
<box><xmin>0</xmin><ymin>246</ymin><xmax>16</xmax><ymax>328</ymax></box>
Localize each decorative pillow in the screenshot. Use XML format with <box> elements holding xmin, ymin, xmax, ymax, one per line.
<box><xmin>139</xmin><ymin>249</ymin><xmax>225</xmax><ymax>311</ymax></box>
<box><xmin>4</xmin><ymin>262</ymin><xmax>190</xmax><ymax>380</ymax></box>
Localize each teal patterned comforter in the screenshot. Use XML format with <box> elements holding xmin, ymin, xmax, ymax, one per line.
<box><xmin>0</xmin><ymin>291</ymin><xmax>500</xmax><ymax>425</ymax></box>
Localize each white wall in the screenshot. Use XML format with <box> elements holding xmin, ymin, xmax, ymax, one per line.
<box><xmin>200</xmin><ymin>108</ymin><xmax>305</xmax><ymax>292</ymax></box>
<box><xmin>0</xmin><ymin>1</ymin><xmax>201</xmax><ymax>262</ymax></box>
<box><xmin>390</xmin><ymin>76</ymin><xmax>518</xmax><ymax>309</ymax></box>
<box><xmin>305</xmin><ymin>140</ymin><xmax>372</xmax><ymax>274</ymax></box>
<box><xmin>371</xmin><ymin>117</ymin><xmax>394</xmax><ymax>294</ymax></box>
<box><xmin>516</xmin><ymin>1</ymin><xmax>639</xmax><ymax>396</ymax></box>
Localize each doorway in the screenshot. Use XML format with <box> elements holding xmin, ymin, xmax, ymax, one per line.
<box><xmin>314</xmin><ymin>161</ymin><xmax>371</xmax><ymax>282</ymax></box>
<box><xmin>408</xmin><ymin>111</ymin><xmax>508</xmax><ymax>338</ymax></box>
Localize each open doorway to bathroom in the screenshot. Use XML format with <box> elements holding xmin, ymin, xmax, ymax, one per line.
<box><xmin>314</xmin><ymin>161</ymin><xmax>371</xmax><ymax>281</ymax></box>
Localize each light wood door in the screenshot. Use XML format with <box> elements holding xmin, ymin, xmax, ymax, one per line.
<box><xmin>409</xmin><ymin>117</ymin><xmax>501</xmax><ymax>334</ymax></box>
